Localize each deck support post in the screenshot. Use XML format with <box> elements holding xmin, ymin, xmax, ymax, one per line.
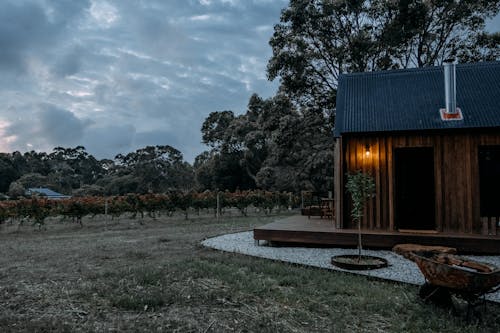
<box><xmin>489</xmin><ymin>217</ymin><xmax>497</xmax><ymax>236</ymax></box>
<box><xmin>481</xmin><ymin>217</ymin><xmax>489</xmax><ymax>235</ymax></box>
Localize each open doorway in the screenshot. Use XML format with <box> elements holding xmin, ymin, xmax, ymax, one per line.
<box><xmin>395</xmin><ymin>147</ymin><xmax>436</xmax><ymax>230</ymax></box>
<box><xmin>479</xmin><ymin>146</ymin><xmax>500</xmax><ymax>217</ymax></box>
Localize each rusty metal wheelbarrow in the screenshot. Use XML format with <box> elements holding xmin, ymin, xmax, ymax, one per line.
<box><xmin>407</xmin><ymin>250</ymin><xmax>500</xmax><ymax>299</ymax></box>
<box><xmin>394</xmin><ymin>244</ymin><xmax>500</xmax><ymax>316</ymax></box>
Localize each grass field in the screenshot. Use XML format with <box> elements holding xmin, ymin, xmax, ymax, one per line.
<box><xmin>1</xmin><ymin>212</ymin><xmax>499</xmax><ymax>332</ymax></box>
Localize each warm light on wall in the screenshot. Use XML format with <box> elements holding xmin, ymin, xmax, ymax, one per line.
<box><xmin>365</xmin><ymin>144</ymin><xmax>371</xmax><ymax>157</ymax></box>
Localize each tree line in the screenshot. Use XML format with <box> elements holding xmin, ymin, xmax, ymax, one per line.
<box><xmin>1</xmin><ymin>1</ymin><xmax>499</xmax><ymax>197</ymax></box>
<box><xmin>0</xmin><ymin>145</ymin><xmax>194</xmax><ymax>197</ymax></box>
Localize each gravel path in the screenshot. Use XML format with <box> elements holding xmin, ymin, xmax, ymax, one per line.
<box><xmin>202</xmin><ymin>231</ymin><xmax>500</xmax><ymax>303</ymax></box>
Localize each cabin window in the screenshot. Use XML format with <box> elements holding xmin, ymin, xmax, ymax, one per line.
<box><xmin>479</xmin><ymin>145</ymin><xmax>500</xmax><ymax>217</ymax></box>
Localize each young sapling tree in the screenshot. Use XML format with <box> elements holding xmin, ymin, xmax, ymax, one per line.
<box><xmin>346</xmin><ymin>171</ymin><xmax>375</xmax><ymax>261</ymax></box>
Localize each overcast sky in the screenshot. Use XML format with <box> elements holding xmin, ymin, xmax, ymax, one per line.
<box><xmin>0</xmin><ymin>0</ymin><xmax>498</xmax><ymax>163</ymax></box>
<box><xmin>0</xmin><ymin>0</ymin><xmax>286</xmax><ymax>162</ymax></box>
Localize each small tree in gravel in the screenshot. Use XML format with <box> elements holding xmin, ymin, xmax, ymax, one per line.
<box><xmin>346</xmin><ymin>171</ymin><xmax>375</xmax><ymax>261</ymax></box>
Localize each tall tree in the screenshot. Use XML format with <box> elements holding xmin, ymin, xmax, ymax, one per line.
<box><xmin>377</xmin><ymin>0</ymin><xmax>500</xmax><ymax>67</ymax></box>
<box><xmin>194</xmin><ymin>150</ymin><xmax>256</xmax><ymax>191</ymax></box>
<box><xmin>16</xmin><ymin>151</ymin><xmax>51</xmax><ymax>175</ymax></box>
<box><xmin>201</xmin><ymin>111</ymin><xmax>237</xmax><ymax>151</ymax></box>
<box><xmin>257</xmin><ymin>106</ymin><xmax>334</xmax><ymax>192</ymax></box>
<box><xmin>47</xmin><ymin>146</ymin><xmax>103</xmax><ymax>192</ymax></box>
<box><xmin>114</xmin><ymin>145</ymin><xmax>194</xmax><ymax>193</ymax></box>
<box><xmin>0</xmin><ymin>153</ymin><xmax>19</xmax><ymax>193</ymax></box>
<box><xmin>197</xmin><ymin>94</ymin><xmax>334</xmax><ymax>193</ymax></box>
<box><xmin>268</xmin><ymin>0</ymin><xmax>500</xmax><ymax>113</ymax></box>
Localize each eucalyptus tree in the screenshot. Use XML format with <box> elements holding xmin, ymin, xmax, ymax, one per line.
<box><xmin>47</xmin><ymin>146</ymin><xmax>103</xmax><ymax>191</ymax></box>
<box><xmin>114</xmin><ymin>145</ymin><xmax>194</xmax><ymax>193</ymax></box>
<box><xmin>197</xmin><ymin>93</ymin><xmax>334</xmax><ymax>192</ymax></box>
<box><xmin>268</xmin><ymin>0</ymin><xmax>500</xmax><ymax>113</ymax></box>
<box><xmin>0</xmin><ymin>153</ymin><xmax>19</xmax><ymax>193</ymax></box>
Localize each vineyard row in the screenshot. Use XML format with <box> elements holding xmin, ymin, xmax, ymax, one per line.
<box><xmin>0</xmin><ymin>191</ymin><xmax>300</xmax><ymax>227</ymax></box>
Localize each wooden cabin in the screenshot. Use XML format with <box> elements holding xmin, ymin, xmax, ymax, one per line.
<box><xmin>334</xmin><ymin>61</ymin><xmax>500</xmax><ymax>237</ymax></box>
<box><xmin>254</xmin><ymin>61</ymin><xmax>500</xmax><ymax>253</ymax></box>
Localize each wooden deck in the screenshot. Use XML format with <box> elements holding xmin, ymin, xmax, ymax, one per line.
<box><xmin>253</xmin><ymin>215</ymin><xmax>500</xmax><ymax>254</ymax></box>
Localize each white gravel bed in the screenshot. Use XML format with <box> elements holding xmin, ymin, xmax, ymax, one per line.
<box><xmin>202</xmin><ymin>231</ymin><xmax>500</xmax><ymax>303</ymax></box>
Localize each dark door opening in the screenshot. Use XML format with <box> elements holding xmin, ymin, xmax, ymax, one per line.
<box><xmin>479</xmin><ymin>146</ymin><xmax>500</xmax><ymax>217</ymax></box>
<box><xmin>395</xmin><ymin>147</ymin><xmax>436</xmax><ymax>230</ymax></box>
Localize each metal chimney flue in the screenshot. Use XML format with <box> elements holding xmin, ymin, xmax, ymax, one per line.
<box><xmin>440</xmin><ymin>59</ymin><xmax>463</xmax><ymax>120</ymax></box>
<box><xmin>444</xmin><ymin>60</ymin><xmax>456</xmax><ymax>114</ymax></box>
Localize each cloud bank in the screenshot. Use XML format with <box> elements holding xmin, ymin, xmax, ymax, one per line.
<box><xmin>0</xmin><ymin>0</ymin><xmax>286</xmax><ymax>161</ymax></box>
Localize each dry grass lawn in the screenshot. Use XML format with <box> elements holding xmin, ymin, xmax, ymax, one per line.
<box><xmin>0</xmin><ymin>212</ymin><xmax>499</xmax><ymax>332</ymax></box>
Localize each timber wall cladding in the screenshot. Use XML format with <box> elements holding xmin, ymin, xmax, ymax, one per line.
<box><xmin>341</xmin><ymin>132</ymin><xmax>500</xmax><ymax>234</ymax></box>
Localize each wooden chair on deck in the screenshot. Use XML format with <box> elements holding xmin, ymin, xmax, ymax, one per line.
<box><xmin>319</xmin><ymin>198</ymin><xmax>334</xmax><ymax>220</ymax></box>
<box><xmin>305</xmin><ymin>198</ymin><xmax>335</xmax><ymax>220</ymax></box>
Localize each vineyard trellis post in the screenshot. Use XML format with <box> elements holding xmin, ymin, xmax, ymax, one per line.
<box><xmin>216</xmin><ymin>191</ymin><xmax>220</xmax><ymax>221</ymax></box>
<box><xmin>104</xmin><ymin>197</ymin><xmax>108</xmax><ymax>229</ymax></box>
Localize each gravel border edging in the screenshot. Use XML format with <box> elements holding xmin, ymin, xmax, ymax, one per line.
<box><xmin>201</xmin><ymin>231</ymin><xmax>500</xmax><ymax>303</ymax></box>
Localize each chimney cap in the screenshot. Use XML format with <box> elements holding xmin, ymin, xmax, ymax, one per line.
<box><xmin>444</xmin><ymin>58</ymin><xmax>455</xmax><ymax>64</ymax></box>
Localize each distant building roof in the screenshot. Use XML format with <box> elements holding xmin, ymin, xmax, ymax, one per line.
<box><xmin>26</xmin><ymin>188</ymin><xmax>71</xmax><ymax>199</ymax></box>
<box><xmin>334</xmin><ymin>61</ymin><xmax>500</xmax><ymax>137</ymax></box>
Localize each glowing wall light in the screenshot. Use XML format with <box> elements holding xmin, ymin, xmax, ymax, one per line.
<box><xmin>365</xmin><ymin>144</ymin><xmax>371</xmax><ymax>157</ymax></box>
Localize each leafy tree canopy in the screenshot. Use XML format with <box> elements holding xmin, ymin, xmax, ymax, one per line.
<box><xmin>0</xmin><ymin>153</ymin><xmax>19</xmax><ymax>193</ymax></box>
<box><xmin>268</xmin><ymin>0</ymin><xmax>500</xmax><ymax>112</ymax></box>
<box><xmin>196</xmin><ymin>93</ymin><xmax>333</xmax><ymax>193</ymax></box>
<box><xmin>114</xmin><ymin>145</ymin><xmax>194</xmax><ymax>193</ymax></box>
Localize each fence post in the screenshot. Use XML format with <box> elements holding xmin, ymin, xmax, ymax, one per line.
<box><xmin>104</xmin><ymin>197</ymin><xmax>108</xmax><ymax>229</ymax></box>
<box><xmin>216</xmin><ymin>191</ymin><xmax>220</xmax><ymax>221</ymax></box>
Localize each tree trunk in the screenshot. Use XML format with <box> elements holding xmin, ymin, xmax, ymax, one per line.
<box><xmin>358</xmin><ymin>218</ymin><xmax>362</xmax><ymax>261</ymax></box>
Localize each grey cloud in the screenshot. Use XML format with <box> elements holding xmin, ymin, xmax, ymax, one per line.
<box><xmin>45</xmin><ymin>0</ymin><xmax>92</xmax><ymax>24</ymax></box>
<box><xmin>52</xmin><ymin>44</ymin><xmax>85</xmax><ymax>77</ymax></box>
<box><xmin>134</xmin><ymin>128</ymin><xmax>202</xmax><ymax>162</ymax></box>
<box><xmin>0</xmin><ymin>0</ymin><xmax>90</xmax><ymax>73</ymax></box>
<box><xmin>83</xmin><ymin>124</ymin><xmax>136</xmax><ymax>159</ymax></box>
<box><xmin>37</xmin><ymin>104</ymin><xmax>88</xmax><ymax>145</ymax></box>
<box><xmin>94</xmin><ymin>83</ymin><xmax>114</xmax><ymax>105</ymax></box>
<box><xmin>3</xmin><ymin>103</ymin><xmax>89</xmax><ymax>151</ymax></box>
<box><xmin>135</xmin><ymin>129</ymin><xmax>183</xmax><ymax>151</ymax></box>
<box><xmin>110</xmin><ymin>2</ymin><xmax>192</xmax><ymax>61</ymax></box>
<box><xmin>0</xmin><ymin>1</ymin><xmax>55</xmax><ymax>72</ymax></box>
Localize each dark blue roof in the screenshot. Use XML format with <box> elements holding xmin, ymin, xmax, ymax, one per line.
<box><xmin>27</xmin><ymin>188</ymin><xmax>70</xmax><ymax>198</ymax></box>
<box><xmin>334</xmin><ymin>61</ymin><xmax>500</xmax><ymax>137</ymax></box>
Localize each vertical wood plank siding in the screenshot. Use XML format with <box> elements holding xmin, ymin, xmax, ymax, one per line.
<box><xmin>334</xmin><ymin>138</ymin><xmax>343</xmax><ymax>228</ymax></box>
<box><xmin>336</xmin><ymin>132</ymin><xmax>500</xmax><ymax>234</ymax></box>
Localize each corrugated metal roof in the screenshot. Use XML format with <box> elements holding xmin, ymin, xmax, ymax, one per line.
<box><xmin>334</xmin><ymin>61</ymin><xmax>500</xmax><ymax>137</ymax></box>
<box><xmin>27</xmin><ymin>187</ymin><xmax>70</xmax><ymax>198</ymax></box>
